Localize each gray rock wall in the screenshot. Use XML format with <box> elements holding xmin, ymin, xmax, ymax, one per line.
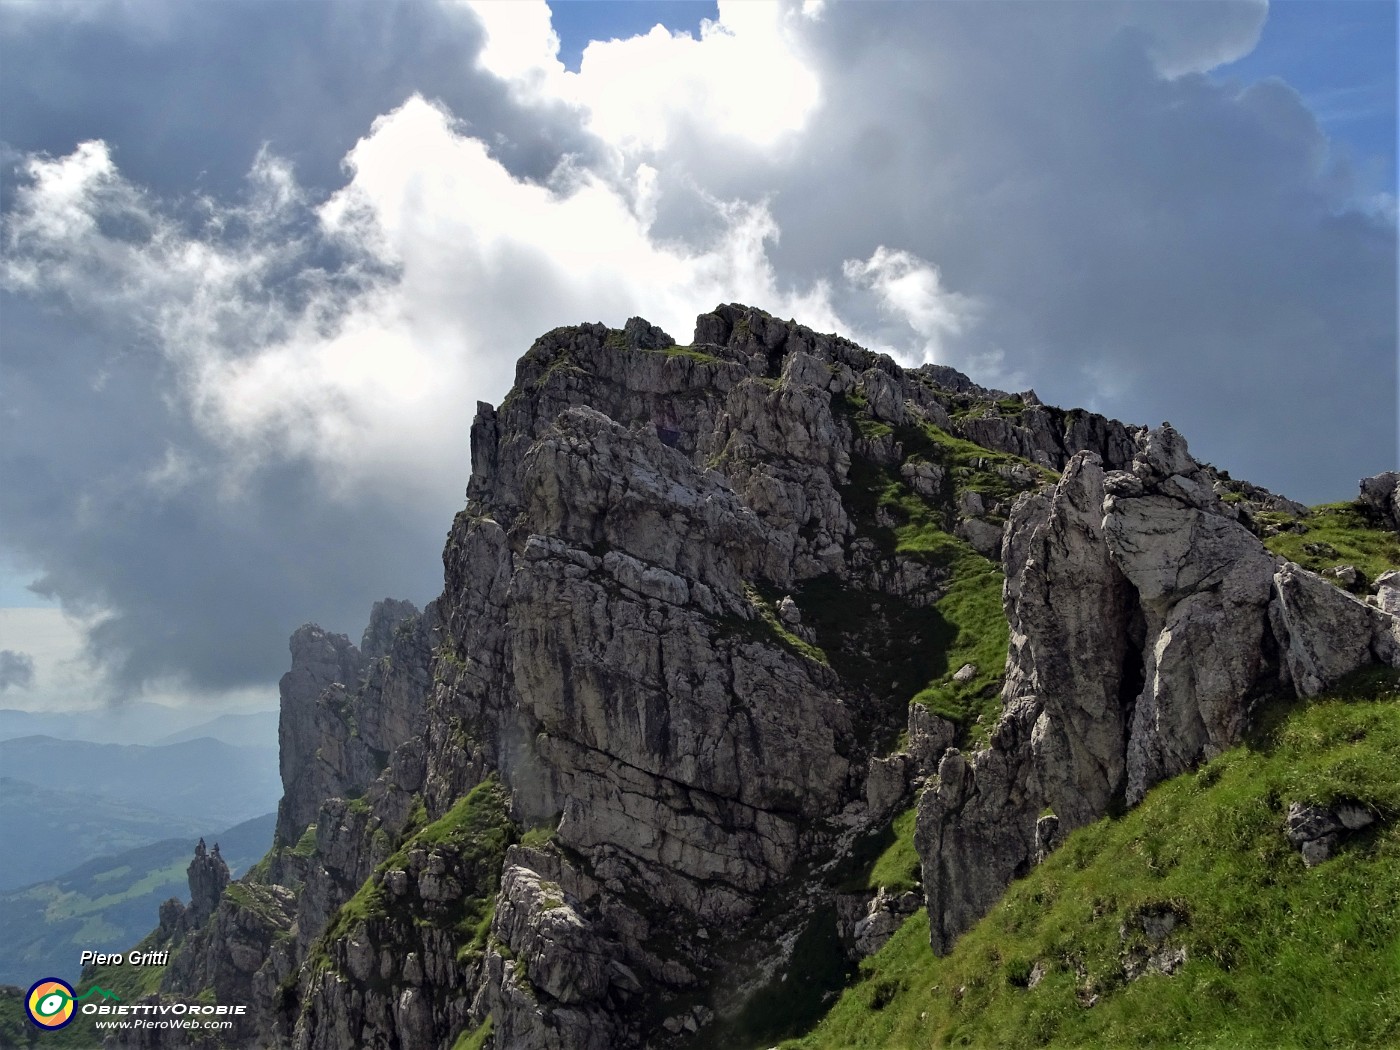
<box><xmin>917</xmin><ymin>426</ymin><xmax>1400</xmax><ymax>954</ymax></box>
<box><xmin>139</xmin><ymin>305</ymin><xmax>1339</xmax><ymax>1050</ymax></box>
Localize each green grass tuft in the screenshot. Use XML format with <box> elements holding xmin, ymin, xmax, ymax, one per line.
<box><xmin>866</xmin><ymin>807</ymin><xmax>922</xmax><ymax>894</ymax></box>
<box><xmin>843</xmin><ymin>449</ymin><xmax>1009</xmax><ymax>731</ymax></box>
<box><xmin>519</xmin><ymin>823</ymin><xmax>558</xmax><ymax>850</ymax></box>
<box><xmin>1258</xmin><ymin>501</ymin><xmax>1400</xmax><ymax>588</ymax></box>
<box><xmin>223</xmin><ymin>881</ymin><xmax>290</xmax><ymax>928</ymax></box>
<box><xmin>307</xmin><ymin>778</ymin><xmax>514</xmax><ymax>977</ymax></box>
<box><xmin>781</xmin><ymin>683</ymin><xmax>1400</xmax><ymax>1050</ymax></box>
<box><xmin>451</xmin><ymin>1015</ymin><xmax>494</xmax><ymax>1050</ymax></box>
<box><xmin>642</xmin><ymin>344</ymin><xmax>723</xmax><ymax>365</ymax></box>
<box><xmin>911</xmin><ymin>553</ymin><xmax>1008</xmax><ymax>741</ymax></box>
<box><xmin>744</xmin><ymin>583</ymin><xmax>831</xmax><ymax>666</ymax></box>
<box><xmin>291</xmin><ymin>823</ymin><xmax>319</xmax><ymax>858</ymax></box>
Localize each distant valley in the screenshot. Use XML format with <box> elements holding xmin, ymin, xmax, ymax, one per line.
<box><xmin>0</xmin><ymin>812</ymin><xmax>274</xmax><ymax>986</ymax></box>
<box><xmin>155</xmin><ymin>710</ymin><xmax>279</xmax><ymax>748</ymax></box>
<box><xmin>0</xmin><ymin>779</ymin><xmax>210</xmax><ymax>890</ymax></box>
<box><xmin>0</xmin><ymin>703</ymin><xmax>282</xmax><ymax>989</ymax></box>
<box><xmin>0</xmin><ymin>735</ymin><xmax>280</xmax><ymax>889</ymax></box>
<box><xmin>0</xmin><ymin>703</ymin><xmax>277</xmax><ymax>748</ymax></box>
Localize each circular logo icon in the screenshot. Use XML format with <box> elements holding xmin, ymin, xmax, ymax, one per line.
<box><xmin>26</xmin><ymin>978</ymin><xmax>76</xmax><ymax>1029</ymax></box>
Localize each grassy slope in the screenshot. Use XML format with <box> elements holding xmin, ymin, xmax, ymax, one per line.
<box><xmin>452</xmin><ymin>1015</ymin><xmax>494</xmax><ymax>1050</ymax></box>
<box><xmin>782</xmin><ymin>669</ymin><xmax>1400</xmax><ymax>1050</ymax></box>
<box><xmin>866</xmin><ymin>807</ymin><xmax>922</xmax><ymax>894</ymax></box>
<box><xmin>879</xmin><ymin>418</ymin><xmax>1039</xmax><ymax>733</ymax></box>
<box><xmin>809</xmin><ymin>393</ymin><xmax>1035</xmax><ymax>748</ymax></box>
<box><xmin>1258</xmin><ymin>501</ymin><xmax>1400</xmax><ymax>588</ymax></box>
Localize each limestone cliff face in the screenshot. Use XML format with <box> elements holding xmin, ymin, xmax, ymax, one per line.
<box><xmin>402</xmin><ymin>307</ymin><xmax>1154</xmax><ymax>1047</ymax></box>
<box><xmin>275</xmin><ymin>599</ymin><xmax>433</xmax><ymax>851</ymax></box>
<box><xmin>916</xmin><ymin>427</ymin><xmax>1400</xmax><ymax>954</ymax></box>
<box><xmin>126</xmin><ymin>304</ymin><xmax>1397</xmax><ymax>1050</ymax></box>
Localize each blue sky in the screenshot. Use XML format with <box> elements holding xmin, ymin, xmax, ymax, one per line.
<box><xmin>1212</xmin><ymin>0</ymin><xmax>1396</xmax><ymax>199</ymax></box>
<box><xmin>550</xmin><ymin>1</ymin><xmax>718</xmax><ymax>70</ymax></box>
<box><xmin>0</xmin><ymin>0</ymin><xmax>1394</xmax><ymax>711</ymax></box>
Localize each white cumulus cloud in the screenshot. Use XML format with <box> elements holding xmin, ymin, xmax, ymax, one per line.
<box><xmin>464</xmin><ymin>0</ymin><xmax>821</xmax><ymax>153</ymax></box>
<box><xmin>843</xmin><ymin>247</ymin><xmax>978</xmax><ymax>362</ymax></box>
<box><xmin>1</xmin><ymin>0</ymin><xmax>1391</xmax><ymax>705</ymax></box>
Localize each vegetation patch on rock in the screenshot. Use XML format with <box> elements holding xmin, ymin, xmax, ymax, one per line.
<box><xmin>783</xmin><ymin>672</ymin><xmax>1400</xmax><ymax>1050</ymax></box>
<box><xmin>1257</xmin><ymin>500</ymin><xmax>1400</xmax><ymax>589</ymax></box>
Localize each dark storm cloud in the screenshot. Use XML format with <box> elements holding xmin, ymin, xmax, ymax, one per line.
<box><xmin>636</xmin><ymin>1</ymin><xmax>1394</xmax><ymax>500</ymax></box>
<box><xmin>0</xmin><ymin>0</ymin><xmax>1393</xmax><ymax>708</ymax></box>
<box><xmin>1</xmin><ymin>291</ymin><xmax>453</xmax><ymax>693</ymax></box>
<box><xmin>800</xmin><ymin>3</ymin><xmax>1396</xmax><ymax>500</ymax></box>
<box><xmin>0</xmin><ymin>650</ymin><xmax>36</xmax><ymax>691</ymax></box>
<box><xmin>0</xmin><ymin>0</ymin><xmax>607</xmax><ymax>695</ymax></box>
<box><xmin>0</xmin><ymin>0</ymin><xmax>602</xmax><ymax>201</ymax></box>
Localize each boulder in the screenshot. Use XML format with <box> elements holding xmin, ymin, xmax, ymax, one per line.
<box><xmin>1359</xmin><ymin>472</ymin><xmax>1400</xmax><ymax>532</ymax></box>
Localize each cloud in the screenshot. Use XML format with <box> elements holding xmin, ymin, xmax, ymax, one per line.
<box><xmin>464</xmin><ymin>0</ymin><xmax>821</xmax><ymax>152</ymax></box>
<box><xmin>2</xmin><ymin>135</ymin><xmax>446</xmax><ymax>692</ymax></box>
<box><xmin>842</xmin><ymin>247</ymin><xmax>978</xmax><ymax>363</ymax></box>
<box><xmin>0</xmin><ymin>0</ymin><xmax>1393</xmax><ymax>708</ymax></box>
<box><xmin>614</xmin><ymin>0</ymin><xmax>1391</xmax><ymax>493</ymax></box>
<box><xmin>1116</xmin><ymin>0</ymin><xmax>1266</xmax><ymax>77</ymax></box>
<box><xmin>0</xmin><ymin>650</ymin><xmax>35</xmax><ymax>691</ymax></box>
<box><xmin>462</xmin><ymin>0</ymin><xmax>1391</xmax><ymax>502</ymax></box>
<box><xmin>466</xmin><ymin>0</ymin><xmax>562</xmax><ymax>84</ymax></box>
<box><xmin>0</xmin><ymin>96</ymin><xmax>853</xmax><ymax>696</ymax></box>
<box><xmin>0</xmin><ymin>0</ymin><xmax>600</xmax><ymax>198</ymax></box>
<box><xmin>3</xmin><ymin>95</ymin><xmax>869</xmax><ymax>488</ymax></box>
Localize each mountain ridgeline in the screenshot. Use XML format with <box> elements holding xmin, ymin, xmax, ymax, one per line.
<box><xmin>96</xmin><ymin>305</ymin><xmax>1400</xmax><ymax>1049</ymax></box>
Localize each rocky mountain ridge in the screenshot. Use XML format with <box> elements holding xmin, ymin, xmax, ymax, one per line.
<box><xmin>105</xmin><ymin>304</ymin><xmax>1398</xmax><ymax>1050</ymax></box>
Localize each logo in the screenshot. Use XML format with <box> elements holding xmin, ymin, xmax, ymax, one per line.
<box><xmin>25</xmin><ymin>979</ymin><xmax>121</xmax><ymax>1030</ymax></box>
<box><xmin>25</xmin><ymin>979</ymin><xmax>75</xmax><ymax>1030</ymax></box>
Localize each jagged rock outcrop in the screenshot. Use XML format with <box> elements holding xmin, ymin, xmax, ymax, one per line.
<box><xmin>250</xmin><ymin>306</ymin><xmax>1093</xmax><ymax>1049</ymax></box>
<box><xmin>275</xmin><ymin>600</ymin><xmax>434</xmax><ymax>850</ymax></box>
<box><xmin>126</xmin><ymin>304</ymin><xmax>1390</xmax><ymax>1050</ymax></box>
<box><xmin>188</xmin><ymin>839</ymin><xmax>230</xmax><ymax>926</ymax></box>
<box><xmin>1118</xmin><ymin>904</ymin><xmax>1188</xmax><ymax>982</ymax></box>
<box><xmin>147</xmin><ymin>840</ymin><xmax>228</xmax><ymax>945</ymax></box>
<box><xmin>1375</xmin><ymin>570</ymin><xmax>1400</xmax><ymax>615</ymax></box>
<box><xmin>477</xmin><ymin>847</ymin><xmax>634</xmax><ymax>1050</ymax></box>
<box><xmin>411</xmin><ymin>306</ymin><xmax>1149</xmax><ymax>1047</ymax></box>
<box><xmin>1359</xmin><ymin>472</ymin><xmax>1400</xmax><ymax>532</ymax></box>
<box><xmin>101</xmin><ymin>842</ymin><xmax>295</xmax><ymax>1050</ymax></box>
<box><xmin>275</xmin><ymin>626</ymin><xmax>367</xmax><ymax>846</ymax></box>
<box><xmin>917</xmin><ymin>425</ymin><xmax>1400</xmax><ymax>953</ymax></box>
<box><xmin>835</xmin><ymin>887</ymin><xmax>922</xmax><ymax>959</ymax></box>
<box><xmin>157</xmin><ymin>897</ymin><xmax>187</xmax><ymax>939</ymax></box>
<box><xmin>289</xmin><ymin>781</ymin><xmax>512</xmax><ymax>1050</ymax></box>
<box><xmin>167</xmin><ymin>880</ymin><xmax>295</xmax><ymax>1009</ymax></box>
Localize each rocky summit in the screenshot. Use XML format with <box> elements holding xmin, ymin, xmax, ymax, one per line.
<box><xmin>92</xmin><ymin>305</ymin><xmax>1399</xmax><ymax>1049</ymax></box>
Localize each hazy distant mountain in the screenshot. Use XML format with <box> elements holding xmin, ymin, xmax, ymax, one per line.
<box><xmin>0</xmin><ymin>702</ymin><xmax>274</xmax><ymax>746</ymax></box>
<box><xmin>0</xmin><ymin>736</ymin><xmax>280</xmax><ymax>833</ymax></box>
<box><xmin>154</xmin><ymin>710</ymin><xmax>279</xmax><ymax>749</ymax></box>
<box><xmin>0</xmin><ymin>812</ymin><xmax>275</xmax><ymax>985</ymax></box>
<box><xmin>0</xmin><ymin>778</ymin><xmax>211</xmax><ymax>890</ymax></box>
